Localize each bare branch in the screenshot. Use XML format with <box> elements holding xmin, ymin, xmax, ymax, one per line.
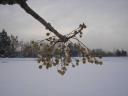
<box><xmin>16</xmin><ymin>0</ymin><xmax>67</xmax><ymax>41</ymax></box>
<box><xmin>67</xmin><ymin>23</ymin><xmax>86</xmax><ymax>40</ymax></box>
<box><xmin>0</xmin><ymin>0</ymin><xmax>67</xmax><ymax>41</ymax></box>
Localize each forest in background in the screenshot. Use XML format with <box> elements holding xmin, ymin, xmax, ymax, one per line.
<box><xmin>0</xmin><ymin>29</ymin><xmax>127</xmax><ymax>58</ymax></box>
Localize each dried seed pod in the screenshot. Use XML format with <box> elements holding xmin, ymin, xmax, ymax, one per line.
<box><xmin>48</xmin><ymin>37</ymin><xmax>52</xmax><ymax>40</ymax></box>
<box><xmin>82</xmin><ymin>57</ymin><xmax>86</xmax><ymax>60</ymax></box>
<box><xmin>57</xmin><ymin>70</ymin><xmax>65</xmax><ymax>75</ymax></box>
<box><xmin>80</xmin><ymin>31</ymin><xmax>83</xmax><ymax>34</ymax></box>
<box><xmin>43</xmin><ymin>61</ymin><xmax>47</xmax><ymax>65</ymax></box>
<box><xmin>46</xmin><ymin>64</ymin><xmax>49</xmax><ymax>69</ymax></box>
<box><xmin>53</xmin><ymin>62</ymin><xmax>57</xmax><ymax>66</ymax></box>
<box><xmin>62</xmin><ymin>67</ymin><xmax>67</xmax><ymax>71</ymax></box>
<box><xmin>76</xmin><ymin>59</ymin><xmax>79</xmax><ymax>63</ymax></box>
<box><xmin>65</xmin><ymin>63</ymin><xmax>69</xmax><ymax>66</ymax></box>
<box><xmin>67</xmin><ymin>57</ymin><xmax>71</xmax><ymax>63</ymax></box>
<box><xmin>46</xmin><ymin>33</ymin><xmax>50</xmax><ymax>36</ymax></box>
<box><xmin>94</xmin><ymin>60</ymin><xmax>99</xmax><ymax>64</ymax></box>
<box><xmin>72</xmin><ymin>64</ymin><xmax>75</xmax><ymax>68</ymax></box>
<box><xmin>41</xmin><ymin>58</ymin><xmax>44</xmax><ymax>62</ymax></box>
<box><xmin>89</xmin><ymin>60</ymin><xmax>94</xmax><ymax>64</ymax></box>
<box><xmin>52</xmin><ymin>38</ymin><xmax>56</xmax><ymax>41</ymax></box>
<box><xmin>82</xmin><ymin>57</ymin><xmax>86</xmax><ymax>64</ymax></box>
<box><xmin>36</xmin><ymin>22</ymin><xmax>103</xmax><ymax>75</ymax></box>
<box><xmin>50</xmin><ymin>41</ymin><xmax>53</xmax><ymax>45</ymax></box>
<box><xmin>79</xmin><ymin>34</ymin><xmax>82</xmax><ymax>38</ymax></box>
<box><xmin>98</xmin><ymin>61</ymin><xmax>103</xmax><ymax>65</ymax></box>
<box><xmin>39</xmin><ymin>65</ymin><xmax>42</xmax><ymax>69</ymax></box>
<box><xmin>62</xmin><ymin>44</ymin><xmax>66</xmax><ymax>48</ymax></box>
<box><xmin>83</xmin><ymin>60</ymin><xmax>86</xmax><ymax>64</ymax></box>
<box><xmin>55</xmin><ymin>58</ymin><xmax>59</xmax><ymax>64</ymax></box>
<box><xmin>76</xmin><ymin>62</ymin><xmax>79</xmax><ymax>66</ymax></box>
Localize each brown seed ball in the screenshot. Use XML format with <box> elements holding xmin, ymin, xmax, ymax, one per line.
<box><xmin>72</xmin><ymin>65</ymin><xmax>75</xmax><ymax>68</ymax></box>
<box><xmin>39</xmin><ymin>65</ymin><xmax>42</xmax><ymax>69</ymax></box>
<box><xmin>46</xmin><ymin>33</ymin><xmax>50</xmax><ymax>36</ymax></box>
<box><xmin>83</xmin><ymin>60</ymin><xmax>86</xmax><ymax>64</ymax></box>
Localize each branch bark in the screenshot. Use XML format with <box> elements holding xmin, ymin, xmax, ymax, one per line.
<box><xmin>16</xmin><ymin>0</ymin><xmax>67</xmax><ymax>41</ymax></box>
<box><xmin>0</xmin><ymin>0</ymin><xmax>86</xmax><ymax>42</ymax></box>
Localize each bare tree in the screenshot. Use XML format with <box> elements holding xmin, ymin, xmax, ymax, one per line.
<box><xmin>0</xmin><ymin>0</ymin><xmax>102</xmax><ymax>75</ymax></box>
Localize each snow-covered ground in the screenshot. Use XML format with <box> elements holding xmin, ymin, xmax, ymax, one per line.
<box><xmin>0</xmin><ymin>57</ymin><xmax>128</xmax><ymax>96</ymax></box>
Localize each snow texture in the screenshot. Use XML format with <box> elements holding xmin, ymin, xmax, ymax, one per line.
<box><xmin>0</xmin><ymin>57</ymin><xmax>128</xmax><ymax>96</ymax></box>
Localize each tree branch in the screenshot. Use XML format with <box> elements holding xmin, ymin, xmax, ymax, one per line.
<box><xmin>16</xmin><ymin>0</ymin><xmax>68</xmax><ymax>41</ymax></box>
<box><xmin>67</xmin><ymin>23</ymin><xmax>86</xmax><ymax>40</ymax></box>
<box><xmin>0</xmin><ymin>0</ymin><xmax>87</xmax><ymax>42</ymax></box>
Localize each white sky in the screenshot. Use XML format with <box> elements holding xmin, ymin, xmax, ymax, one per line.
<box><xmin>0</xmin><ymin>0</ymin><xmax>128</xmax><ymax>51</ymax></box>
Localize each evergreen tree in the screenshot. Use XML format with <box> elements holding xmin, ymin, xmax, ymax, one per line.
<box><xmin>0</xmin><ymin>29</ymin><xmax>11</xmax><ymax>57</ymax></box>
<box><xmin>0</xmin><ymin>29</ymin><xmax>19</xmax><ymax>57</ymax></box>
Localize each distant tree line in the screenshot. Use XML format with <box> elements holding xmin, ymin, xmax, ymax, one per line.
<box><xmin>0</xmin><ymin>29</ymin><xmax>127</xmax><ymax>58</ymax></box>
<box><xmin>92</xmin><ymin>49</ymin><xmax>127</xmax><ymax>57</ymax></box>
<box><xmin>0</xmin><ymin>29</ymin><xmax>38</xmax><ymax>57</ymax></box>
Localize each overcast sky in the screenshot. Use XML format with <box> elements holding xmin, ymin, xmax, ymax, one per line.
<box><xmin>0</xmin><ymin>0</ymin><xmax>128</xmax><ymax>51</ymax></box>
